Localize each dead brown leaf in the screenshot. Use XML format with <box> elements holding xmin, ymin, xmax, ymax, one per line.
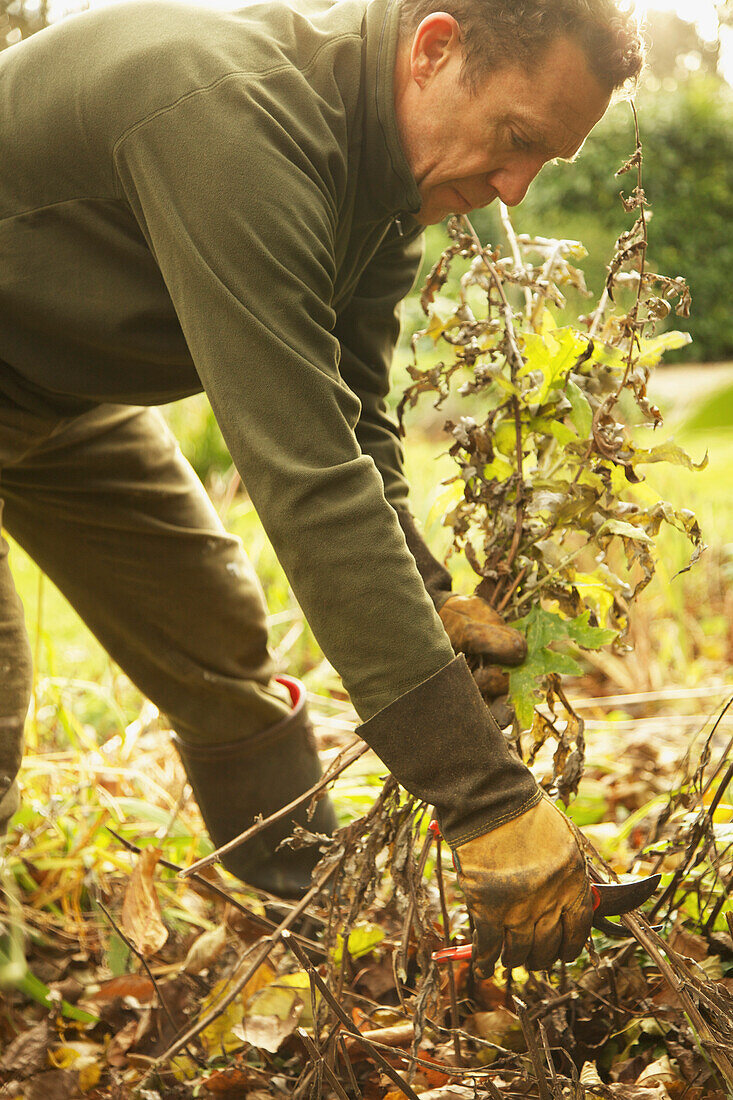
<box><xmin>0</xmin><ymin>1020</ymin><xmax>52</xmax><ymax>1078</ymax></box>
<box><xmin>105</xmin><ymin>1009</ymin><xmax>154</xmax><ymax>1068</ymax></box>
<box><xmin>465</xmin><ymin>1007</ymin><xmax>525</xmax><ymax>1052</ymax></box>
<box><xmin>668</xmin><ymin>926</ymin><xmax>708</xmax><ymax>963</ymax></box>
<box><xmin>89</xmin><ymin>973</ymin><xmax>155</xmax><ymax>1004</ymax></box>
<box><xmin>120</xmin><ymin>846</ymin><xmax>168</xmax><ymax>956</ymax></box>
<box><xmin>182</xmin><ymin>923</ymin><xmax>228</xmax><ymax>974</ymax></box>
<box><xmin>233</xmin><ymin>1000</ymin><xmax>302</xmax><ymax>1053</ymax></box>
<box><xmin>403</xmin><ymin>1088</ymin><xmax>474</xmax><ymax>1100</ymax></box>
<box><xmin>16</xmin><ymin>1069</ymin><xmax>79</xmax><ymax>1100</ymax></box>
<box><xmin>202</xmin><ymin>1065</ymin><xmax>252</xmax><ymax>1096</ymax></box>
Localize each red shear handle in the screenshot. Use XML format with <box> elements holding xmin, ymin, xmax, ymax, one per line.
<box><xmin>432</xmin><ymin>944</ymin><xmax>474</xmax><ymax>962</ymax></box>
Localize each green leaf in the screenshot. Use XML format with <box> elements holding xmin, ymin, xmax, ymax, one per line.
<box><xmin>564</xmin><ymin>610</ymin><xmax>618</xmax><ymax>649</ymax></box>
<box><xmin>521</xmin><ymin>328</ymin><xmax>587</xmax><ymax>404</ymax></box>
<box><xmin>545</xmin><ymin>651</ymin><xmax>584</xmax><ymax>675</ymax></box>
<box><xmin>509</xmin><ymin>607</ymin><xmax>617</xmax><ymax>729</ymax></box>
<box><xmin>512</xmin><ymin>605</ymin><xmax>568</xmax><ymax>648</ymax></box>
<box><xmin>549</xmin><ymin>420</ymin><xmax>577</xmax><ymax>446</ymax></box>
<box><xmin>508</xmin><ymin>608</ymin><xmax>583</xmax><ymax>728</ymax></box>
<box><xmin>565</xmin><ymin>380</ymin><xmax>593</xmax><ymax>439</ymax></box>
<box><xmin>508</xmin><ymin>666</ymin><xmax>544</xmax><ymax>730</ymax></box>
<box><xmin>332</xmin><ymin>922</ymin><xmax>385</xmax><ymax>965</ymax></box>
<box><xmin>106</xmin><ymin>930</ymin><xmax>131</xmax><ymax>978</ymax></box>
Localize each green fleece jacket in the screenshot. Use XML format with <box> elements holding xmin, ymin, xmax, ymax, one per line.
<box><xmin>0</xmin><ymin>0</ymin><xmax>540</xmax><ymax>844</ymax></box>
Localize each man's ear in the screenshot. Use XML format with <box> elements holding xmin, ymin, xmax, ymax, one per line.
<box><xmin>409</xmin><ymin>11</ymin><xmax>462</xmax><ymax>89</ymax></box>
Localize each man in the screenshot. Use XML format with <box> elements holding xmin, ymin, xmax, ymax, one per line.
<box><xmin>0</xmin><ymin>0</ymin><xmax>642</xmax><ymax>975</ymax></box>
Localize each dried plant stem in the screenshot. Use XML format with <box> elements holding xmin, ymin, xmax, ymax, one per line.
<box><xmin>539</xmin><ymin>1020</ymin><xmax>565</xmax><ymax>1100</ymax></box>
<box><xmin>589</xmin><ymin>286</ymin><xmax>610</xmax><ymax>338</ymax></box>
<box><xmin>297</xmin><ymin>1027</ymin><xmax>351</xmax><ymax>1100</ymax></box>
<box><xmin>512</xmin><ymin>539</ymin><xmax>590</xmax><ymax>609</ymax></box>
<box><xmin>285</xmin><ymin>931</ymin><xmax>510</xmax><ymax>1085</ymax></box>
<box><xmin>397</xmin><ymin>821</ymin><xmax>434</xmax><ymax>979</ymax></box>
<box><xmin>515</xmin><ymin>997</ymin><xmax>553</xmax><ymax>1100</ymax></box>
<box><xmin>496</xmin><ymin>564</ymin><xmax>528</xmax><ymax>614</ymax></box>
<box><xmin>461</xmin><ymin>216</ymin><xmax>525</xmax><ymax>375</ymax></box>
<box><xmin>615</xmin><ymin>100</ymin><xmax>648</xmax><ymax>400</ymax></box>
<box><xmin>293</xmin><ymin>1020</ymin><xmax>343</xmax><ymax>1100</ymax></box>
<box><xmin>499</xmin><ymin>200</ymin><xmax>533</xmax><ymax>316</ymax></box>
<box><xmin>338</xmin><ymin>1033</ymin><xmax>363</xmax><ymax>1099</ymax></box>
<box><xmin>180</xmin><ymin>739</ymin><xmax>368</xmax><ymax>876</ymax></box>
<box><xmin>530</xmin><ymin>240</ymin><xmax>564</xmax><ymax>332</ymax></box>
<box><xmin>461</xmin><ymin>214</ymin><xmax>526</xmax><ymax>600</ymax></box>
<box><xmin>435</xmin><ymin>832</ymin><xmax>463</xmax><ymax>1066</ymax></box>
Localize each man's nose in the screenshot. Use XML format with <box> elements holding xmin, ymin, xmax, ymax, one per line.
<box><xmin>488</xmin><ymin>161</ymin><xmax>543</xmax><ymax>208</ymax></box>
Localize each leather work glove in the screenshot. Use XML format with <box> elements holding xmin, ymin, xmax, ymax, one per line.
<box><xmin>439</xmin><ymin>594</ymin><xmax>526</xmax><ymax>718</ymax></box>
<box><xmin>394</xmin><ymin>512</ymin><xmax>525</xmax><ymax>720</ymax></box>
<box><xmin>451</xmin><ymin>794</ymin><xmax>594</xmax><ymax>974</ymax></box>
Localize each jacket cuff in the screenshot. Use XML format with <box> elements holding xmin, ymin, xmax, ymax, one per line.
<box><xmin>396</xmin><ymin>509</ymin><xmax>453</xmax><ymax>611</ymax></box>
<box><xmin>356</xmin><ymin>654</ymin><xmax>541</xmax><ymax>847</ymax></box>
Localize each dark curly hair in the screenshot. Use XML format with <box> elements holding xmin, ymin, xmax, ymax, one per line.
<box><xmin>399</xmin><ymin>0</ymin><xmax>645</xmax><ymax>93</ymax></box>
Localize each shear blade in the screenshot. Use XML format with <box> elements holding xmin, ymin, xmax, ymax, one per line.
<box><xmin>592</xmin><ymin>873</ymin><xmax>661</xmax><ymax>917</ymax></box>
<box><xmin>591</xmin><ymin>873</ymin><xmax>662</xmax><ymax>938</ymax></box>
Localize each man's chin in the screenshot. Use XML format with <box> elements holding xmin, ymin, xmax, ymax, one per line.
<box><xmin>413</xmin><ymin>205</ymin><xmax>458</xmax><ymax>226</ymax></box>
<box><xmin>414</xmin><ymin>192</ymin><xmax>488</xmax><ymax>225</ymax></box>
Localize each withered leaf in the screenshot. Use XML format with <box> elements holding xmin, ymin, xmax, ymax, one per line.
<box><xmin>233</xmin><ymin>999</ymin><xmax>302</xmax><ymax>1053</ymax></box>
<box><xmin>120</xmin><ymin>846</ymin><xmax>168</xmax><ymax>957</ymax></box>
<box><xmin>0</xmin><ymin>1020</ymin><xmax>52</xmax><ymax>1077</ymax></box>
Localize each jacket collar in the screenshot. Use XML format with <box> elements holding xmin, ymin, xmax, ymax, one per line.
<box><xmin>362</xmin><ymin>0</ymin><xmax>422</xmax><ymax>219</ymax></box>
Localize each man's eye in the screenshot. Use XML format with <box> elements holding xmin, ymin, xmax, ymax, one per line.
<box><xmin>510</xmin><ymin>131</ymin><xmax>531</xmax><ymax>151</ymax></box>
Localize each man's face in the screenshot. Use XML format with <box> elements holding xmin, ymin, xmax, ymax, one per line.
<box><xmin>394</xmin><ymin>20</ymin><xmax>612</xmax><ymax>226</ymax></box>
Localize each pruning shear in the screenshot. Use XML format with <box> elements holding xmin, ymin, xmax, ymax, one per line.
<box><xmin>428</xmin><ymin>816</ymin><xmax>662</xmax><ymax>963</ymax></box>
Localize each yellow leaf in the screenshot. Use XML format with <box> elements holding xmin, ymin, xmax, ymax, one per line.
<box><xmin>540</xmin><ymin>308</ymin><xmax>557</xmax><ymax>335</ymax></box>
<box><xmin>241</xmin><ymin>959</ymin><xmax>278</xmax><ymax>1004</ymax></box>
<box><xmin>48</xmin><ymin>1046</ymin><xmax>79</xmax><ymax>1069</ymax></box>
<box><xmin>572</xmin><ymin>573</ymin><xmax>615</xmax><ymax>624</ymax></box>
<box><xmin>199</xmin><ymin>978</ymin><xmax>245</xmax><ymax>1056</ymax></box>
<box><xmin>78</xmin><ymin>1059</ymin><xmax>103</xmax><ymax>1092</ymax></box>
<box><xmin>245</xmin><ymin>969</ymin><xmax>321</xmax><ymax>1028</ymax></box>
<box><xmin>171</xmin><ymin>1054</ymin><xmax>199</xmax><ymax>1081</ymax></box>
<box><xmin>483</xmin><ymin>456</ymin><xmax>514</xmax><ymax>482</ymax></box>
<box><xmin>426</xmin><ymin>479</ymin><xmax>464</xmax><ymax>527</ymax></box>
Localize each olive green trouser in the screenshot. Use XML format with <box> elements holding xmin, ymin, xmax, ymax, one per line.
<box><xmin>0</xmin><ymin>398</ymin><xmax>293</xmax><ymax>829</ymax></box>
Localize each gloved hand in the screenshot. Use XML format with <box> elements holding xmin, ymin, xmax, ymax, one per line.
<box><xmin>451</xmin><ymin>794</ymin><xmax>594</xmax><ymax>974</ymax></box>
<box><xmin>438</xmin><ymin>595</ymin><xmax>526</xmax><ymax>714</ymax></box>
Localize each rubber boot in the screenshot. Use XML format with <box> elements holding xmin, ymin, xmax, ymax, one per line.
<box><xmin>172</xmin><ymin>675</ymin><xmax>337</xmax><ymax>898</ymax></box>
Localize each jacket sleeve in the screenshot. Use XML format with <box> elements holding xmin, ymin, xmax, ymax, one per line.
<box><xmin>335</xmin><ymin>223</ymin><xmax>453</xmax><ymax>610</ymax></box>
<box><xmin>113</xmin><ymin>77</ymin><xmax>539</xmax><ymax>845</ymax></box>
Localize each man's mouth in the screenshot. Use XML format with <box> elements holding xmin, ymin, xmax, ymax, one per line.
<box><xmin>451</xmin><ymin>185</ymin><xmax>500</xmax><ymax>213</ymax></box>
<box><xmin>451</xmin><ymin>186</ymin><xmax>471</xmax><ymax>213</ymax></box>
